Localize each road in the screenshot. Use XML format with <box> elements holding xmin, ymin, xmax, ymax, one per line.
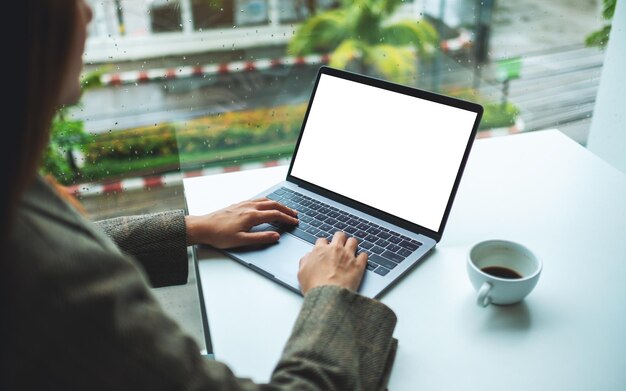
<box><xmin>73</xmin><ymin>66</ymin><xmax>319</xmax><ymax>134</ymax></box>
<box><xmin>490</xmin><ymin>0</ymin><xmax>602</xmax><ymax>59</ymax></box>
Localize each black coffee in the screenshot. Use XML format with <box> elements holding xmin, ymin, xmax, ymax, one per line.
<box><xmin>481</xmin><ymin>266</ymin><xmax>523</xmax><ymax>279</ymax></box>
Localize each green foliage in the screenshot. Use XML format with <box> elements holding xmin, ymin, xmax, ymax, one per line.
<box><xmin>601</xmin><ymin>0</ymin><xmax>617</xmax><ymax>20</ymax></box>
<box><xmin>288</xmin><ymin>10</ymin><xmax>348</xmax><ymax>54</ymax></box>
<box><xmin>40</xmin><ymin>112</ymin><xmax>92</xmax><ymax>184</ymax></box>
<box><xmin>80</xmin><ymin>66</ymin><xmax>107</xmax><ymax>89</ymax></box>
<box><xmin>585</xmin><ymin>25</ymin><xmax>612</xmax><ymax>48</ymax></box>
<box><xmin>380</xmin><ymin>20</ymin><xmax>438</xmax><ymax>57</ymax></box>
<box><xmin>288</xmin><ymin>0</ymin><xmax>438</xmax><ymax>83</ymax></box>
<box><xmin>328</xmin><ymin>39</ymin><xmax>365</xmax><ymax>70</ymax></box>
<box><xmin>585</xmin><ymin>0</ymin><xmax>616</xmax><ymax>48</ymax></box>
<box><xmin>480</xmin><ymin>102</ymin><xmax>519</xmax><ymax>130</ymax></box>
<box><xmin>40</xmin><ymin>68</ymin><xmax>108</xmax><ymax>184</ymax></box>
<box><xmin>40</xmin><ymin>127</ymin><xmax>75</xmax><ymax>184</ymax></box>
<box><xmin>77</xmin><ymin>142</ymin><xmax>295</xmax><ymax>182</ymax></box>
<box><xmin>364</xmin><ymin>44</ymin><xmax>418</xmax><ymax>82</ymax></box>
<box><xmin>75</xmin><ymin>104</ymin><xmax>307</xmax><ymax>181</ymax></box>
<box><xmin>446</xmin><ymin>88</ymin><xmax>520</xmax><ymax>130</ymax></box>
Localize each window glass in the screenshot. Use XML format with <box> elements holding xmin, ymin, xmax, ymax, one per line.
<box><xmin>150</xmin><ymin>0</ymin><xmax>183</xmax><ymax>33</ymax></box>
<box><xmin>47</xmin><ymin>0</ymin><xmax>607</xmax><ymax>220</ymax></box>
<box><xmin>277</xmin><ymin>0</ymin><xmax>338</xmax><ymax>23</ymax></box>
<box><xmin>192</xmin><ymin>0</ymin><xmax>270</xmax><ymax>29</ymax></box>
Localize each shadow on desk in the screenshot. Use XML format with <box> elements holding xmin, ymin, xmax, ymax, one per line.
<box><xmin>481</xmin><ymin>302</ymin><xmax>532</xmax><ymax>332</ymax></box>
<box><xmin>461</xmin><ymin>299</ymin><xmax>532</xmax><ymax>333</ymax></box>
<box><xmin>196</xmin><ymin>245</ymin><xmax>226</xmax><ymax>261</ymax></box>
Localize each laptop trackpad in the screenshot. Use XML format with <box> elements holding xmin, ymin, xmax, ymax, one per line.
<box><xmin>226</xmin><ymin>224</ymin><xmax>312</xmax><ymax>289</ymax></box>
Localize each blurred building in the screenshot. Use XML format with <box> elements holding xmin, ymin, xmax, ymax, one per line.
<box><xmin>86</xmin><ymin>0</ymin><xmax>432</xmax><ymax>63</ymax></box>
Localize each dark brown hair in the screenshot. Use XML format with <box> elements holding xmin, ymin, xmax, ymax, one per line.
<box><xmin>3</xmin><ymin>0</ymin><xmax>77</xmax><ymax>237</ymax></box>
<box><xmin>3</xmin><ymin>1</ymin><xmax>78</xmax><ymax>386</ymax></box>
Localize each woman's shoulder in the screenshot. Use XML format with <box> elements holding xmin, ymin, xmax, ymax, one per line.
<box><xmin>10</xmin><ymin>191</ymin><xmax>145</xmax><ymax>290</ymax></box>
<box><xmin>12</xmin><ymin>199</ymin><xmax>106</xmax><ymax>262</ymax></box>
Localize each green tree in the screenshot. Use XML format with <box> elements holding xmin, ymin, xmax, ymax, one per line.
<box><xmin>42</xmin><ymin>112</ymin><xmax>89</xmax><ymax>184</ymax></box>
<box><xmin>585</xmin><ymin>0</ymin><xmax>616</xmax><ymax>48</ymax></box>
<box><xmin>40</xmin><ymin>68</ymin><xmax>106</xmax><ymax>184</ymax></box>
<box><xmin>288</xmin><ymin>0</ymin><xmax>439</xmax><ymax>83</ymax></box>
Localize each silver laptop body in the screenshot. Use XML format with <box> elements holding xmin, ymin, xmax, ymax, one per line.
<box><xmin>221</xmin><ymin>66</ymin><xmax>483</xmax><ymax>299</ymax></box>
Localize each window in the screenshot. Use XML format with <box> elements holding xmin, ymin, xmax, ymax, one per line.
<box><xmin>45</xmin><ymin>0</ymin><xmax>607</xmax><ymax>221</ymax></box>
<box><xmin>150</xmin><ymin>0</ymin><xmax>183</xmax><ymax>32</ymax></box>
<box><xmin>277</xmin><ymin>0</ymin><xmax>338</xmax><ymax>23</ymax></box>
<box><xmin>192</xmin><ymin>0</ymin><xmax>270</xmax><ymax>29</ymax></box>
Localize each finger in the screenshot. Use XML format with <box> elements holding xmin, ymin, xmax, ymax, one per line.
<box><xmin>249</xmin><ymin>198</ymin><xmax>297</xmax><ymax>215</ymax></box>
<box><xmin>255</xmin><ymin>200</ymin><xmax>298</xmax><ymax>217</ymax></box>
<box><xmin>356</xmin><ymin>252</ymin><xmax>368</xmax><ymax>268</ymax></box>
<box><xmin>315</xmin><ymin>237</ymin><xmax>328</xmax><ymax>246</ymax></box>
<box><xmin>345</xmin><ymin>236</ymin><xmax>359</xmax><ymax>253</ymax></box>
<box><xmin>248</xmin><ymin>210</ymin><xmax>298</xmax><ymax>226</ymax></box>
<box><xmin>330</xmin><ymin>231</ymin><xmax>347</xmax><ymax>246</ymax></box>
<box><xmin>237</xmin><ymin>231</ymin><xmax>281</xmax><ymax>246</ymax></box>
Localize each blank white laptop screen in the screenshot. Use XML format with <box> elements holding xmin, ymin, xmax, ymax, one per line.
<box><xmin>290</xmin><ymin>73</ymin><xmax>478</xmax><ymax>232</ymax></box>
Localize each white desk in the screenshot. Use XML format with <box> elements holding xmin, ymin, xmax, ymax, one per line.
<box><xmin>184</xmin><ymin>130</ymin><xmax>626</xmax><ymax>390</ymax></box>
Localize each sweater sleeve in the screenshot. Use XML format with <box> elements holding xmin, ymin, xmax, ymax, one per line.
<box><xmin>273</xmin><ymin>285</ymin><xmax>398</xmax><ymax>391</ymax></box>
<box><xmin>94</xmin><ymin>210</ymin><xmax>188</xmax><ymax>287</ymax></box>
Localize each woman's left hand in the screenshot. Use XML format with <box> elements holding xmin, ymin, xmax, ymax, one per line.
<box><xmin>184</xmin><ymin>198</ymin><xmax>298</xmax><ymax>249</ymax></box>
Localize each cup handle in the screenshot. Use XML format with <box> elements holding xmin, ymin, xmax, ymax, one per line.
<box><xmin>477</xmin><ymin>282</ymin><xmax>492</xmax><ymax>307</ymax></box>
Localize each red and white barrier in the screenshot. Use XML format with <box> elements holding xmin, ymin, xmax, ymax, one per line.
<box><xmin>99</xmin><ymin>31</ymin><xmax>472</xmax><ymax>86</ymax></box>
<box><xmin>440</xmin><ymin>29</ymin><xmax>472</xmax><ymax>52</ymax></box>
<box><xmin>67</xmin><ymin>158</ymin><xmax>290</xmax><ymax>197</ymax></box>
<box><xmin>100</xmin><ymin>54</ymin><xmax>331</xmax><ymax>86</ymax></box>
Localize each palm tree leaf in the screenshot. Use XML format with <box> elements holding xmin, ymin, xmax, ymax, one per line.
<box><xmin>350</xmin><ymin>5</ymin><xmax>385</xmax><ymax>45</ymax></box>
<box><xmin>380</xmin><ymin>20</ymin><xmax>439</xmax><ymax>58</ymax></box>
<box><xmin>363</xmin><ymin>44</ymin><xmax>417</xmax><ymax>83</ymax></box>
<box><xmin>602</xmin><ymin>0</ymin><xmax>616</xmax><ymax>20</ymax></box>
<box><xmin>287</xmin><ymin>10</ymin><xmax>349</xmax><ymax>55</ymax></box>
<box><xmin>329</xmin><ymin>39</ymin><xmax>365</xmax><ymax>70</ymax></box>
<box><xmin>371</xmin><ymin>0</ymin><xmax>404</xmax><ymax>15</ymax></box>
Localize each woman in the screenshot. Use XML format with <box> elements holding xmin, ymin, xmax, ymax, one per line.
<box><xmin>2</xmin><ymin>1</ymin><xmax>398</xmax><ymax>390</ymax></box>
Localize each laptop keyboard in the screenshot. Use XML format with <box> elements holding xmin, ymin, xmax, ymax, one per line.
<box><xmin>266</xmin><ymin>187</ymin><xmax>422</xmax><ymax>276</ymax></box>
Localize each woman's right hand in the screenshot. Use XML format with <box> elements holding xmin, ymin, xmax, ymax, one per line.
<box><xmin>184</xmin><ymin>198</ymin><xmax>298</xmax><ymax>249</ymax></box>
<box><xmin>297</xmin><ymin>231</ymin><xmax>368</xmax><ymax>295</ymax></box>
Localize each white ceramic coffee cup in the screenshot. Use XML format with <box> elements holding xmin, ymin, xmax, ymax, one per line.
<box><xmin>467</xmin><ymin>240</ymin><xmax>542</xmax><ymax>307</ymax></box>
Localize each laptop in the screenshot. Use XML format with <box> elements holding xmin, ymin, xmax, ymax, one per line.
<box><xmin>222</xmin><ymin>66</ymin><xmax>483</xmax><ymax>299</ymax></box>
